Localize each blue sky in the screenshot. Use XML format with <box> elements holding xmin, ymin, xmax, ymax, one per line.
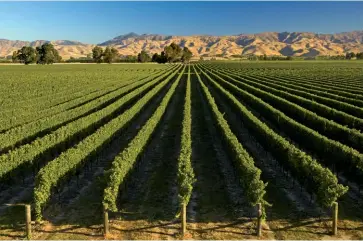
<box><xmin>0</xmin><ymin>1</ymin><xmax>362</xmax><ymax>44</ymax></box>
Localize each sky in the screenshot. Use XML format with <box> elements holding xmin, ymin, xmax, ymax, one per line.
<box><xmin>0</xmin><ymin>1</ymin><xmax>362</xmax><ymax>44</ymax></box>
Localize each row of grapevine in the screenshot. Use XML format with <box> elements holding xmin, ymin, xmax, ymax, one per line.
<box><xmin>201</xmin><ymin>67</ymin><xmax>363</xmax><ymax>185</ymax></box>
<box><xmin>194</xmin><ymin>66</ymin><xmax>268</xmax><ymax>212</ymax></box>
<box><xmin>257</xmin><ymin>70</ymin><xmax>363</xmax><ymax>95</ymax></box>
<box><xmin>0</xmin><ymin>78</ymin><xmax>135</xmax><ymax>132</ymax></box>
<box><xmin>102</xmin><ymin>66</ymin><xmax>186</xmax><ymax>212</ymax></box>
<box><xmin>234</xmin><ymin>65</ymin><xmax>363</xmax><ymax>87</ymax></box>
<box><xmin>0</xmin><ymin>68</ymin><xmax>173</xmax><ymax>132</ymax></box>
<box><xmin>245</xmin><ymin>72</ymin><xmax>363</xmax><ymax>106</ymax></box>
<box><xmin>243</xmin><ymin>76</ymin><xmax>363</xmax><ymax>116</ymax></box>
<box><xmin>1</xmin><ymin>74</ymin><xmax>134</xmax><ymax>113</ymax></box>
<box><xmin>177</xmin><ymin>65</ymin><xmax>195</xmax><ymax>207</ymax></box>
<box><xmin>33</xmin><ymin>66</ymin><xmax>182</xmax><ymax>220</ymax></box>
<box><xmin>245</xmin><ymin>72</ymin><xmax>363</xmax><ymax>105</ymax></box>
<box><xmin>1</xmin><ymin>66</ymin><xmax>171</xmax><ymax>110</ymax></box>
<box><xmin>202</xmin><ymin>66</ymin><xmax>363</xmax><ymax>153</ymax></box>
<box><xmin>212</xmin><ymin>67</ymin><xmax>363</xmax><ymax>131</ymax></box>
<box><xmin>216</xmin><ymin>67</ymin><xmax>363</xmax><ymax>120</ymax></box>
<box><xmin>217</xmin><ymin>64</ymin><xmax>363</xmax><ymax>99</ymax></box>
<box><xmin>196</xmin><ymin>65</ymin><xmax>348</xmax><ymax>207</ymax></box>
<box><xmin>227</xmin><ymin>66</ymin><xmax>363</xmax><ymax>96</ymax></box>
<box><xmin>205</xmin><ymin>62</ymin><xmax>362</xmax><ymax>87</ymax></box>
<box><xmin>0</xmin><ymin>67</ymin><xmax>176</xmax><ymax>152</ymax></box>
<box><xmin>0</xmin><ymin>66</ymin><xmax>182</xmax><ymax>180</ymax></box>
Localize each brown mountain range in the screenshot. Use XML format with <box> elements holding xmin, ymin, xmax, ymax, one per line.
<box><xmin>1</xmin><ymin>31</ymin><xmax>363</xmax><ymax>59</ymax></box>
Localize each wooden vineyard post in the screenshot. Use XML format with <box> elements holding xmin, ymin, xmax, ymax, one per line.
<box><xmin>103</xmin><ymin>206</ymin><xmax>109</xmax><ymax>237</ymax></box>
<box><xmin>25</xmin><ymin>204</ymin><xmax>32</xmax><ymax>240</ymax></box>
<box><xmin>257</xmin><ymin>203</ymin><xmax>262</xmax><ymax>237</ymax></box>
<box><xmin>332</xmin><ymin>202</ymin><xmax>338</xmax><ymax>235</ymax></box>
<box><xmin>181</xmin><ymin>203</ymin><xmax>187</xmax><ymax>236</ymax></box>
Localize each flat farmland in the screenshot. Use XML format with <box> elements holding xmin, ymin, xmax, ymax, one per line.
<box><xmin>0</xmin><ymin>62</ymin><xmax>363</xmax><ymax>240</ymax></box>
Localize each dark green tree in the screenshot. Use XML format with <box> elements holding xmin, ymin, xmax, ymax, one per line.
<box><xmin>103</xmin><ymin>47</ymin><xmax>119</xmax><ymax>64</ymax></box>
<box><xmin>92</xmin><ymin>46</ymin><xmax>104</xmax><ymax>63</ymax></box>
<box><xmin>151</xmin><ymin>52</ymin><xmax>167</xmax><ymax>63</ymax></box>
<box><xmin>122</xmin><ymin>55</ymin><xmax>138</xmax><ymax>63</ymax></box>
<box><xmin>151</xmin><ymin>53</ymin><xmax>160</xmax><ymax>62</ymax></box>
<box><xmin>345</xmin><ymin>52</ymin><xmax>356</xmax><ymax>60</ymax></box>
<box><xmin>36</xmin><ymin>43</ymin><xmax>62</xmax><ymax>64</ymax></box>
<box><xmin>103</xmin><ymin>47</ymin><xmax>112</xmax><ymax>63</ymax></box>
<box><xmin>17</xmin><ymin>46</ymin><xmax>37</xmax><ymax>65</ymax></box>
<box><xmin>157</xmin><ymin>51</ymin><xmax>167</xmax><ymax>63</ymax></box>
<box><xmin>12</xmin><ymin>51</ymin><xmax>18</xmax><ymax>63</ymax></box>
<box><xmin>181</xmin><ymin>47</ymin><xmax>193</xmax><ymax>63</ymax></box>
<box><xmin>164</xmin><ymin>42</ymin><xmax>182</xmax><ymax>62</ymax></box>
<box><xmin>137</xmin><ymin>50</ymin><xmax>151</xmax><ymax>63</ymax></box>
<box><xmin>111</xmin><ymin>48</ymin><xmax>119</xmax><ymax>61</ymax></box>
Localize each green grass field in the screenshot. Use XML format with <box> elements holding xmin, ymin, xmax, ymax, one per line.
<box><xmin>0</xmin><ymin>62</ymin><xmax>363</xmax><ymax>240</ymax></box>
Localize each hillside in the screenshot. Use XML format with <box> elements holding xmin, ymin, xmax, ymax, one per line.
<box><xmin>0</xmin><ymin>39</ymin><xmax>95</xmax><ymax>60</ymax></box>
<box><xmin>1</xmin><ymin>31</ymin><xmax>363</xmax><ymax>59</ymax></box>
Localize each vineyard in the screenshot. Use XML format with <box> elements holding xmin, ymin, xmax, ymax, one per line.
<box><xmin>0</xmin><ymin>62</ymin><xmax>363</xmax><ymax>240</ymax></box>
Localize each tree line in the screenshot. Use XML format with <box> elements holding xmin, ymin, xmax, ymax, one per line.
<box><xmin>253</xmin><ymin>54</ymin><xmax>293</xmax><ymax>61</ymax></box>
<box><xmin>221</xmin><ymin>53</ymin><xmax>363</xmax><ymax>61</ymax></box>
<box><xmin>91</xmin><ymin>46</ymin><xmax>119</xmax><ymax>63</ymax></box>
<box><xmin>302</xmin><ymin>53</ymin><xmax>363</xmax><ymax>60</ymax></box>
<box><xmin>345</xmin><ymin>52</ymin><xmax>363</xmax><ymax>60</ymax></box>
<box><xmin>14</xmin><ymin>43</ymin><xmax>363</xmax><ymax>63</ymax></box>
<box><xmin>89</xmin><ymin>42</ymin><xmax>193</xmax><ymax>64</ymax></box>
<box><xmin>12</xmin><ymin>43</ymin><xmax>62</xmax><ymax>65</ymax></box>
<box><xmin>138</xmin><ymin>43</ymin><xmax>193</xmax><ymax>63</ymax></box>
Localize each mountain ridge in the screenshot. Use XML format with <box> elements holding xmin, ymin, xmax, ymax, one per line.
<box><xmin>1</xmin><ymin>30</ymin><xmax>363</xmax><ymax>59</ymax></box>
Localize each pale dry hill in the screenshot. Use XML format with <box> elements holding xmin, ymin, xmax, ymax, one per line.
<box><xmin>1</xmin><ymin>31</ymin><xmax>363</xmax><ymax>59</ymax></box>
